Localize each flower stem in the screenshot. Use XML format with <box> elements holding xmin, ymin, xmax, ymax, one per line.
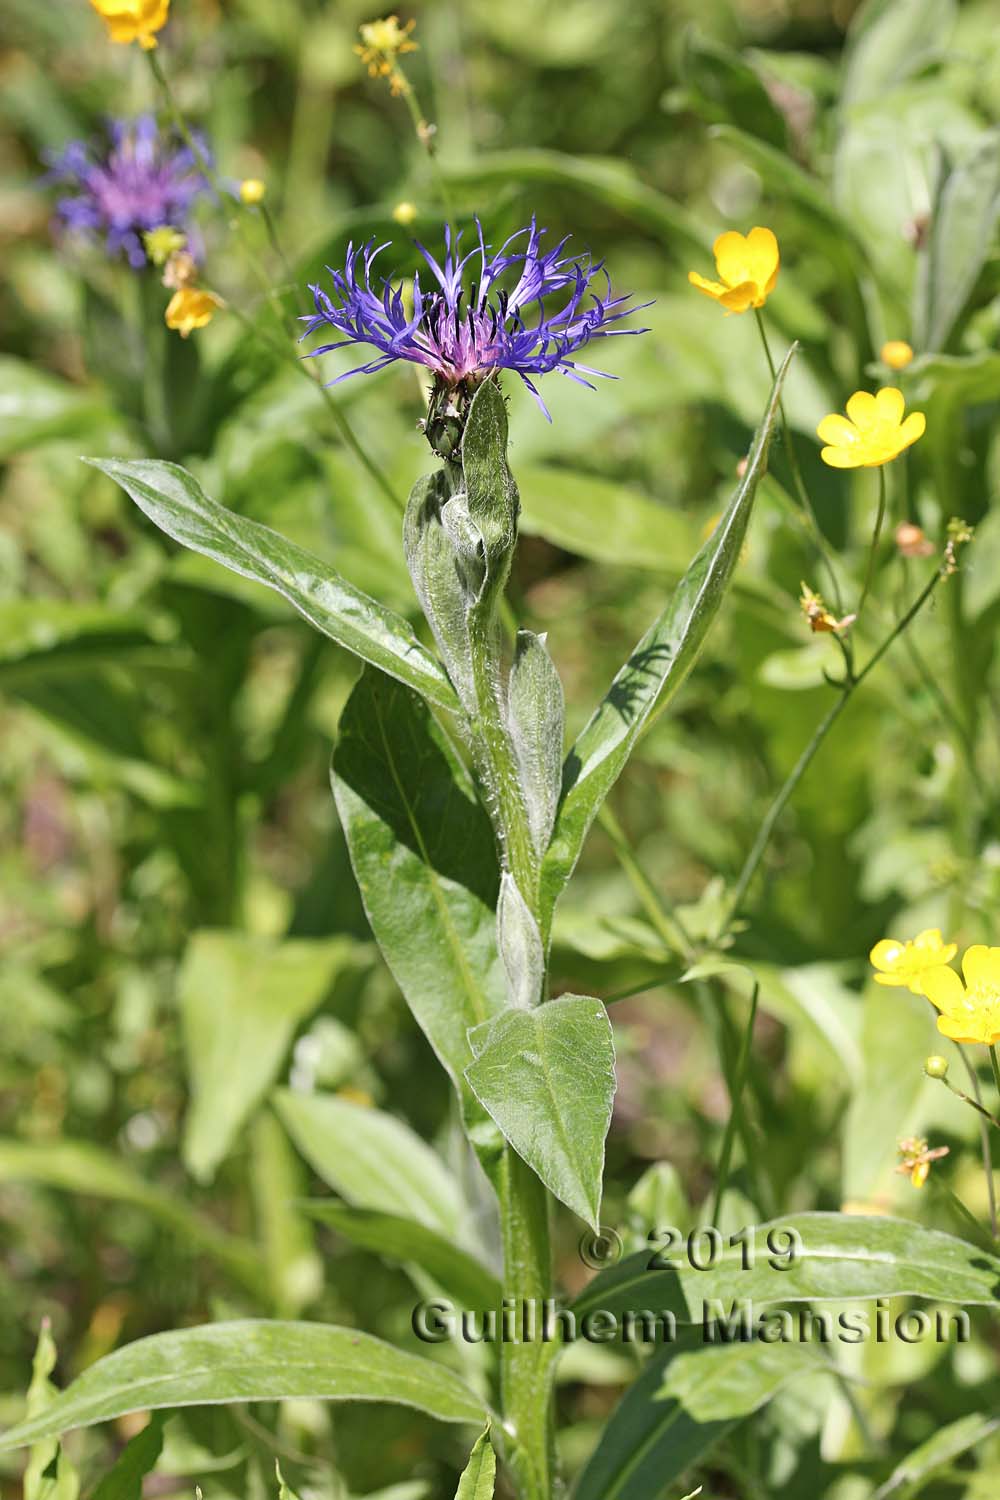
<box><xmin>753</xmin><ymin>308</ymin><xmax>848</xmax><ymax>624</ymax></box>
<box><xmin>596</xmin><ymin>803</ymin><xmax>694</xmax><ymax>961</ymax></box>
<box><xmin>496</xmin><ymin>1149</ymin><xmax>555</xmax><ymax>1500</ymax></box>
<box><xmin>711</xmin><ymin>979</ymin><xmax>759</xmax><ymax>1224</ymax></box>
<box><xmin>394</xmin><ymin>62</ymin><xmax>454</xmax><ymax>227</ymax></box>
<box><xmin>722</xmin><ymin>562</ymin><xmax>942</xmax><ymax>932</ymax></box>
<box><xmin>990</xmin><ymin>1045</ymin><xmax>1000</xmax><ymax>1104</ymax></box>
<box><xmin>937</xmin><ymin>1072</ymin><xmax>1000</xmax><ymax>1132</ymax></box>
<box><xmin>856</xmin><ymin>465</ymin><xmax>887</xmax><ymax>620</ymax></box>
<box><xmin>958</xmin><ymin>1048</ymin><xmax>999</xmax><ymax>1239</ymax></box>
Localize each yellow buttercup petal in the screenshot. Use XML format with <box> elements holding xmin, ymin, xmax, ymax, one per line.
<box><xmin>896</xmin><ymin>411</ymin><xmax>926</xmax><ymax>449</ymax></box>
<box><xmin>874</xmin><ymin>386</ymin><xmax>905</xmax><ymax>424</ymax></box>
<box><xmin>821</xmin><ymin>445</ymin><xmax>864</xmax><ymax>468</ymax></box>
<box><xmin>920</xmin><ymin>965</ymin><xmax>965</xmax><ymax>1013</ymax></box>
<box><xmin>719</xmin><ymin>281</ymin><xmax>758</xmax><ymax>312</ymax></box>
<box><xmin>687</xmin><ymin>271</ymin><xmax>729</xmax><ymax>301</ymax></box>
<box><xmin>817</xmin><ymin>414</ymin><xmax>860</xmax><ymax>447</ymax></box>
<box><xmin>870</xmin><ymin>939</ymin><xmax>905</xmax><ymax>970</ymax></box>
<box><xmin>745</xmin><ymin>226</ymin><xmax>779</xmax><ymax>284</ymax></box>
<box><xmin>962</xmin><ymin>944</ymin><xmax>1000</xmax><ymax>991</ymax></box>
<box><xmin>845</xmin><ymin>390</ymin><xmax>878</xmax><ymax>429</ymax></box>
<box><xmin>713</xmin><ymin>231</ymin><xmax>755</xmax><ymax>288</ymax></box>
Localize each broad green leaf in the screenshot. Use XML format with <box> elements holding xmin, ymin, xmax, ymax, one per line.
<box><xmin>0</xmin><ymin>357</ymin><xmax>111</xmax><ymax>461</ymax></box>
<box><xmin>179</xmin><ymin>932</ymin><xmax>362</xmax><ymax>1182</ymax></box>
<box><xmin>539</xmin><ymin>346</ymin><xmax>794</xmax><ymax>936</ymax></box>
<box><xmin>571</xmin><ymin>1212</ymin><xmax>1000</xmax><ymax>1323</ymax></box>
<box><xmin>914</xmin><ymin>131</ymin><xmax>1000</xmax><ymax>351</ymax></box>
<box><xmin>872</xmin><ymin>1412</ymin><xmax>1000</xmax><ymax>1499</ymax></box>
<box><xmin>85</xmin><ymin>459</ymin><xmax>459</xmax><ymax>713</ymax></box>
<box><xmin>301</xmin><ymin>1201</ymin><xmax>501</xmax><ymax>1308</ymax></box>
<box><xmin>273</xmin><ymin>1090</ymin><xmax>465</xmax><ymax>1239</ymax></box>
<box><xmin>331</xmin><ymin>668</ymin><xmax>505</xmax><ymax>1118</ymax></box>
<box><xmin>518</xmin><ymin>465</ymin><xmax>695</xmax><ymax>571</ymax></box>
<box><xmin>573</xmin><ymin>1334</ymin><xmax>824</xmax><ymax>1500</ymax></box>
<box><xmin>465</xmin><ymin>994</ymin><xmax>616</xmax><ymax>1228</ymax></box>
<box><xmin>842</xmin><ymin>0</ymin><xmax>957</xmax><ymax>109</ymax></box>
<box><xmin>0</xmin><ymin>1322</ymin><xmax>486</xmax><ymax>1452</ymax></box>
<box><xmin>454</xmin><ymin>1429</ymin><xmax>495</xmax><ymax>1500</ymax></box>
<box><xmin>89</xmin><ymin>1415</ymin><xmax>165</xmax><ymax>1500</ymax></box>
<box><xmin>0</xmin><ymin>1141</ymin><xmax>264</xmax><ymax>1294</ymax></box>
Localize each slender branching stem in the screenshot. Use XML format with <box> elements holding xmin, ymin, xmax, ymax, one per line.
<box><xmin>722</xmin><ymin>563</ymin><xmax>943</xmax><ymax>932</ymax></box>
<box><xmin>856</xmin><ymin>465</ymin><xmax>887</xmax><ymax>621</ymax></box>
<box><xmin>958</xmin><ymin>1048</ymin><xmax>999</xmax><ymax>1239</ymax></box>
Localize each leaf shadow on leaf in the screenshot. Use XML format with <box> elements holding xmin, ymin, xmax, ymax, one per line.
<box><xmin>562</xmin><ymin>641</ymin><xmax>676</xmax><ymax>794</ymax></box>
<box><xmin>334</xmin><ymin>670</ymin><xmax>500</xmax><ymax>911</ymax></box>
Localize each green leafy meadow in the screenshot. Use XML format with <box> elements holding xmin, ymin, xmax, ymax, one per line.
<box><xmin>4</xmin><ymin>1</ymin><xmax>1000</xmax><ymax>1499</ymax></box>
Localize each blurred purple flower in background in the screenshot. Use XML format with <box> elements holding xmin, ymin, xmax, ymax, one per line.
<box><xmin>302</xmin><ymin>218</ymin><xmax>648</xmax><ymax>418</ymax></box>
<box><xmin>45</xmin><ymin>115</ymin><xmax>210</xmax><ymax>269</ymax></box>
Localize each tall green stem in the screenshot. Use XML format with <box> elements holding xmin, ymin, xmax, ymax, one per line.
<box><xmin>496</xmin><ymin>1149</ymin><xmax>555</xmax><ymax>1500</ymax></box>
<box><xmin>856</xmin><ymin>465</ymin><xmax>887</xmax><ymax>620</ymax></box>
<box><xmin>711</xmin><ymin>980</ymin><xmax>760</xmax><ymax>1223</ymax></box>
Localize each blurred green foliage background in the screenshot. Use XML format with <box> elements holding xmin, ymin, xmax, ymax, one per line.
<box><xmin>3</xmin><ymin>0</ymin><xmax>1000</xmax><ymax>1495</ymax></box>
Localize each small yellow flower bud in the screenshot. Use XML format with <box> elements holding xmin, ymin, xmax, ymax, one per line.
<box><xmin>393</xmin><ymin>200</ymin><xmax>418</xmax><ymax>226</ymax></box>
<box><xmin>924</xmin><ymin>1055</ymin><xmax>949</xmax><ymax>1080</ymax></box>
<box><xmin>881</xmin><ymin>340</ymin><xmax>914</xmax><ymax>370</ymax></box>
<box><xmin>240</xmin><ymin>179</ymin><xmax>266</xmax><ymax>206</ymax></box>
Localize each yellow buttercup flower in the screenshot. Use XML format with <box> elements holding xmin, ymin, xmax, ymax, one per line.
<box><xmin>921</xmin><ymin>946</ymin><xmax>1000</xmax><ymax>1046</ymax></box>
<box><xmin>688</xmin><ymin>227</ymin><xmax>780</xmax><ymax>314</ymax></box>
<box><xmin>870</xmin><ymin>929</ymin><xmax>957</xmax><ymax>994</ymax></box>
<box><xmin>355</xmin><ymin>15</ymin><xmax>417</xmax><ymax>94</ymax></box>
<box><xmin>393</xmin><ymin>200</ymin><xmax>418</xmax><ymax>225</ymax></box>
<box><xmin>817</xmin><ymin>388</ymin><xmax>925</xmax><ymax>469</ymax></box>
<box><xmin>881</xmin><ymin>340</ymin><xmax>914</xmax><ymax>371</ymax></box>
<box><xmin>165</xmin><ymin>287</ymin><xmax>224</xmax><ymax>338</ymax></box>
<box><xmin>89</xmin><ymin>0</ymin><xmax>169</xmax><ymax>49</ymax></box>
<box><xmin>239</xmin><ymin>179</ymin><xmax>266</xmax><ymax>206</ymax></box>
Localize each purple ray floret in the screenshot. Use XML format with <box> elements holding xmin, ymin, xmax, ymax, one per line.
<box><xmin>301</xmin><ymin>219</ymin><xmax>649</xmax><ymax>417</ymax></box>
<box><xmin>45</xmin><ymin>116</ymin><xmax>210</xmax><ymax>269</ymax></box>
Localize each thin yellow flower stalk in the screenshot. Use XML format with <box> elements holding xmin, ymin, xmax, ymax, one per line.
<box><xmin>89</xmin><ymin>0</ymin><xmax>169</xmax><ymax>50</ymax></box>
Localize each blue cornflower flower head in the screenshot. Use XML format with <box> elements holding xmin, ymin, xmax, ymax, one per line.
<box><xmin>302</xmin><ymin>218</ymin><xmax>649</xmax><ymax>452</ymax></box>
<box><xmin>44</xmin><ymin>115</ymin><xmax>211</xmax><ymax>270</ymax></box>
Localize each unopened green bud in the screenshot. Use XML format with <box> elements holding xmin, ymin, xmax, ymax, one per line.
<box><xmin>924</xmin><ymin>1054</ymin><xmax>949</xmax><ymax>1080</ymax></box>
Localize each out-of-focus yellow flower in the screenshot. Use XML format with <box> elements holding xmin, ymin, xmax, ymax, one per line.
<box><xmin>143</xmin><ymin>226</ymin><xmax>186</xmax><ymax>267</ymax></box>
<box><xmin>89</xmin><ymin>0</ymin><xmax>169</xmax><ymax>49</ymax></box>
<box><xmin>799</xmin><ymin>581</ymin><xmax>855</xmax><ymax>635</ymax></box>
<box><xmin>881</xmin><ymin>340</ymin><xmax>914</xmax><ymax>370</ymax></box>
<box><xmin>870</xmin><ymin>929</ymin><xmax>957</xmax><ymax>994</ymax></box>
<box><xmin>817</xmin><ymin>388</ymin><xmax>925</xmax><ymax>469</ymax></box>
<box><xmin>165</xmin><ymin>286</ymin><xmax>223</xmax><ymax>338</ymax></box>
<box><xmin>895</xmin><ymin>1136</ymin><xmax>948</xmax><ymax>1189</ymax></box>
<box><xmin>355</xmin><ymin>15</ymin><xmax>417</xmax><ymax>95</ymax></box>
<box><xmin>393</xmin><ymin>200</ymin><xmax>418</xmax><ymax>225</ymax></box>
<box><xmin>239</xmin><ymin>179</ymin><xmax>266</xmax><ymax>206</ymax></box>
<box><xmin>921</xmin><ymin>946</ymin><xmax>1000</xmax><ymax>1046</ymax></box>
<box><xmin>688</xmin><ymin>227</ymin><xmax>780</xmax><ymax>314</ymax></box>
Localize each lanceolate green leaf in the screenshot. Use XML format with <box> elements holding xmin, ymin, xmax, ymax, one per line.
<box><xmin>571</xmin><ymin>1212</ymin><xmax>1000</xmax><ymax>1323</ymax></box>
<box><xmin>465</xmin><ymin>995</ymin><xmax>616</xmax><ymax>1229</ymax></box>
<box><xmin>913</xmin><ymin>131</ymin><xmax>1000</xmax><ymax>352</ymax></box>
<box><xmin>180</xmin><ymin>933</ymin><xmax>363</xmax><ymax>1183</ymax></box>
<box><xmin>89</xmin><ymin>1415</ymin><xmax>166</xmax><ymax>1500</ymax></box>
<box><xmin>331</xmin><ymin>668</ymin><xmax>505</xmax><ymax>1119</ymax></box>
<box><xmin>454</xmin><ymin>1429</ymin><xmax>496</xmax><ymax>1500</ymax></box>
<box><xmin>872</xmin><ymin>1413</ymin><xmax>1000</xmax><ymax>1500</ymax></box>
<box><xmin>273</xmin><ymin>1090</ymin><xmax>465</xmax><ymax>1239</ymax></box>
<box><xmin>0</xmin><ymin>1323</ymin><xmax>486</xmax><ymax>1452</ymax></box>
<box><xmin>85</xmin><ymin>459</ymin><xmax>459</xmax><ymax>713</ymax></box>
<box><xmin>573</xmin><ymin>1335</ymin><xmax>824</xmax><ymax>1500</ymax></box>
<box><xmin>539</xmin><ymin>346</ymin><xmax>794</xmax><ymax>935</ymax></box>
<box><xmin>300</xmin><ymin>1201</ymin><xmax>501</xmax><ymax>1309</ymax></box>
